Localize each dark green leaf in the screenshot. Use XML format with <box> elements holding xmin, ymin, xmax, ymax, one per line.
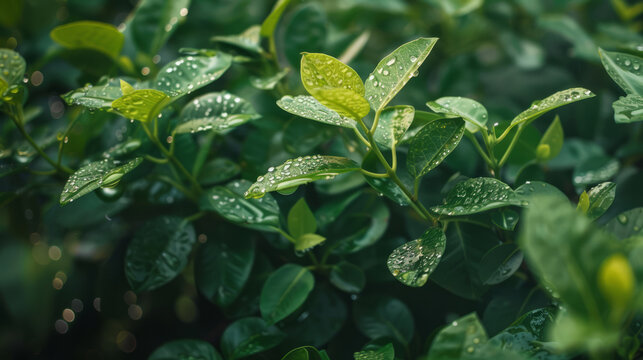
<box><xmin>427</xmin><ymin>313</ymin><xmax>488</xmax><ymax>360</ymax></box>
<box><xmin>387</xmin><ymin>227</ymin><xmax>446</xmax><ymax>287</ymax></box>
<box><xmin>174</xmin><ymin>92</ymin><xmax>260</xmax><ymax>134</ymax></box>
<box><xmin>354</xmin><ymin>343</ymin><xmax>394</xmax><ymax>360</ymax></box>
<box><xmin>490</xmin><ymin>208</ymin><xmax>520</xmax><ymax>231</ymax></box>
<box><xmin>250</xmin><ymin>68</ymin><xmax>290</xmax><ymax>90</ymax></box>
<box><xmin>282</xmin><ymin>346</ymin><xmax>323</xmax><ymax>360</ymax></box>
<box><xmin>373</xmin><ymin>105</ymin><xmax>415</xmax><ymax>148</ymax></box>
<box><xmin>604</xmin><ymin>208</ymin><xmax>643</xmax><ymax>240</ymax></box>
<box><xmin>407</xmin><ymin>117</ymin><xmax>465</xmax><ymax>178</ymax></box>
<box><xmin>514</xmin><ymin>181</ymin><xmax>568</xmax><ymax>203</ymax></box>
<box><xmin>432</xmin><ymin>177</ymin><xmax>523</xmax><ymax>216</ymax></box>
<box><xmin>284</xmin><ymin>3</ymin><xmax>327</xmax><ymax>69</ymax></box>
<box><xmin>50</xmin><ymin>21</ymin><xmax>124</xmax><ymax>59</ymax></box>
<box><xmin>220</xmin><ymin>317</ymin><xmax>286</xmax><ymax>359</ymax></box>
<box><xmin>329</xmin><ymin>261</ymin><xmax>365</xmax><ymax>293</ymax></box>
<box><xmin>149</xmin><ymin>339</ymin><xmax>222</xmax><ymax>360</ymax></box>
<box><xmin>260</xmin><ymin>264</ymin><xmax>315</xmax><ymax>324</ymax></box>
<box><xmin>479</xmin><ymin>244</ymin><xmax>523</xmax><ymax>285</ymax></box>
<box><xmin>586</xmin><ymin>182</ymin><xmax>616</xmax><ymax>220</ymax></box>
<box><xmin>128</xmin><ymin>0</ymin><xmax>190</xmax><ymax>56</ymax></box>
<box><xmin>198</xmin><ymin>158</ymin><xmax>240</xmax><ymax>185</ymax></box>
<box><xmin>332</xmin><ymin>201</ymin><xmax>390</xmax><ymax>254</ymax></box>
<box><xmin>353</xmin><ymin>295</ymin><xmax>414</xmax><ymax>344</ymax></box>
<box><xmin>426</xmin><ymin>96</ymin><xmax>488</xmax><ymax>132</ymax></box>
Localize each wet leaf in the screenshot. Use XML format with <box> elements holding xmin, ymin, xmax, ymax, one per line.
<box><xmin>387</xmin><ymin>227</ymin><xmax>446</xmax><ymax>287</ymax></box>
<box><xmin>282</xmin><ymin>346</ymin><xmax>324</xmax><ymax>360</ymax></box>
<box><xmin>62</xmin><ymin>77</ymin><xmax>128</xmax><ymax>110</ymax></box>
<box><xmin>612</xmin><ymin>94</ymin><xmax>643</xmax><ymax>123</ymax></box>
<box><xmin>426</xmin><ymin>96</ymin><xmax>488</xmax><ymax>132</ymax></box>
<box><xmin>510</xmin><ymin>88</ymin><xmax>594</xmax><ymax>126</ymax></box>
<box><xmin>50</xmin><ymin>21</ymin><xmax>124</xmax><ymax>59</ymax></box>
<box><xmin>514</xmin><ymin>180</ymin><xmax>568</xmax><ymax>203</ymax></box>
<box><xmin>295</xmin><ymin>233</ymin><xmax>326</xmax><ymax>251</ymax></box>
<box><xmin>0</xmin><ymin>49</ymin><xmax>26</xmax><ymax>86</ymax></box>
<box><xmin>111</xmin><ymin>89</ymin><xmax>170</xmax><ymax>122</ymax></box>
<box><xmin>260</xmin><ymin>264</ymin><xmax>315</xmax><ymax>324</ymax></box>
<box><xmin>128</xmin><ymin>0</ymin><xmax>190</xmax><ymax>56</ymax></box>
<box><xmin>572</xmin><ymin>155</ymin><xmax>619</xmax><ymax>186</ymax></box>
<box><xmin>149</xmin><ymin>339</ymin><xmax>222</xmax><ymax>360</ymax></box>
<box><xmin>212</xmin><ymin>25</ymin><xmax>262</xmax><ymax>54</ymax></box>
<box><xmin>603</xmin><ymin>208</ymin><xmax>643</xmax><ymax>240</ymax></box>
<box><xmin>598</xmin><ymin>48</ymin><xmax>643</xmax><ymax>95</ymax></box>
<box><xmin>250</xmin><ymin>68</ymin><xmax>290</xmax><ymax>90</ymax></box>
<box><xmin>373</xmin><ymin>105</ymin><xmax>415</xmax><ymax>148</ymax></box>
<box><xmin>407</xmin><ymin>117</ymin><xmax>465</xmax><ymax>178</ymax></box>
<box><xmin>490</xmin><ymin>208</ymin><xmax>520</xmax><ymax>231</ymax></box>
<box><xmin>174</xmin><ymin>92</ymin><xmax>260</xmax><ymax>134</ymax></box>
<box><xmin>432</xmin><ymin>177</ymin><xmax>522</xmax><ymax>216</ymax></box>
<box><xmin>427</xmin><ymin>313</ymin><xmax>488</xmax><ymax>359</ymax></box>
<box><xmin>198</xmin><ymin>158</ymin><xmax>240</xmax><ymax>185</ymax></box>
<box><xmin>221</xmin><ymin>317</ymin><xmax>286</xmax><ymax>359</ymax></box>
<box><xmin>586</xmin><ymin>182</ymin><xmax>616</xmax><ymax>220</ymax></box>
<box><xmin>354</xmin><ymin>343</ymin><xmax>394</xmax><ymax>360</ymax></box>
<box><xmin>153</xmin><ymin>53</ymin><xmax>232</xmax><ymax>99</ymax></box>
<box><xmin>277</xmin><ymin>95</ymin><xmax>356</xmax><ymax>128</ymax></box>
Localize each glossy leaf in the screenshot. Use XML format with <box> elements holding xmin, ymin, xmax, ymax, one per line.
<box><xmin>329</xmin><ymin>261</ymin><xmax>365</xmax><ymax>293</ymax></box>
<box><xmin>387</xmin><ymin>227</ymin><xmax>446</xmax><ymax>287</ymax></box>
<box><xmin>260</xmin><ymin>0</ymin><xmax>291</xmax><ymax>37</ymax></box>
<box><xmin>245</xmin><ymin>155</ymin><xmax>360</xmax><ymax>199</ymax></box>
<box><xmin>586</xmin><ymin>182</ymin><xmax>616</xmax><ymax>220</ymax></box>
<box><xmin>365</xmin><ymin>37</ymin><xmax>438</xmax><ymax>111</ymax></box>
<box><xmin>353</xmin><ymin>296</ymin><xmax>414</xmax><ymax>344</ymax></box>
<box><xmin>0</xmin><ymin>49</ymin><xmax>26</xmax><ymax>86</ymax></box>
<box><xmin>62</xmin><ymin>77</ymin><xmax>128</xmax><ymax>110</ymax></box>
<box><xmin>598</xmin><ymin>48</ymin><xmax>643</xmax><ymax>95</ymax></box>
<box><xmin>407</xmin><ymin>117</ymin><xmax>465</xmax><ymax>178</ymax></box>
<box><xmin>111</xmin><ymin>89</ymin><xmax>170</xmax><ymax>122</ymax></box>
<box><xmin>174</xmin><ymin>92</ymin><xmax>260</xmax><ymax>134</ymax></box>
<box><xmin>195</xmin><ymin>235</ymin><xmax>255</xmax><ymax>307</ymax></box>
<box><xmin>373</xmin><ymin>105</ymin><xmax>415</xmax><ymax>148</ymax></box>
<box><xmin>426</xmin><ymin>96</ymin><xmax>488</xmax><ymax>132</ymax></box>
<box><xmin>282</xmin><ymin>346</ymin><xmax>323</xmax><ymax>360</ymax></box>
<box><xmin>212</xmin><ymin>25</ymin><xmax>262</xmax><ymax>54</ymax></box>
<box><xmin>613</xmin><ymin>94</ymin><xmax>643</xmax><ymax>123</ymax></box>
<box><xmin>604</xmin><ymin>208</ymin><xmax>643</xmax><ymax>240</ymax></box>
<box><xmin>250</xmin><ymin>68</ymin><xmax>290</xmax><ymax>90</ymax></box>
<box><xmin>295</xmin><ymin>233</ymin><xmax>326</xmax><ymax>251</ymax></box>
<box><xmin>510</xmin><ymin>88</ymin><xmax>594</xmax><ymax>126</ymax></box>
<box><xmin>260</xmin><ymin>264</ymin><xmax>315</xmax><ymax>324</ymax></box>
<box><xmin>149</xmin><ymin>339</ymin><xmax>222</xmax><ymax>360</ymax></box>
<box><xmin>572</xmin><ymin>155</ymin><xmax>619</xmax><ymax>186</ymax></box>
<box><xmin>128</xmin><ymin>0</ymin><xmax>190</xmax><ymax>56</ymax></box>
<box><xmin>354</xmin><ymin>343</ymin><xmax>394</xmax><ymax>360</ymax></box>
<box><xmin>277</xmin><ymin>95</ymin><xmax>357</xmax><ymax>128</ymax></box>
<box><xmin>537</xmin><ymin>115</ymin><xmax>563</xmax><ymax>162</ymax></box>
<box><xmin>490</xmin><ymin>208</ymin><xmax>520</xmax><ymax>231</ymax></box>
<box><xmin>514</xmin><ymin>180</ymin><xmax>568</xmax><ymax>203</ymax></box>
<box><xmin>288</xmin><ymin>198</ymin><xmax>317</xmax><ymax>239</ymax></box>
<box><xmin>199</xmin><ymin>180</ymin><xmax>280</xmax><ymax>232</ymax></box>
<box><xmin>479</xmin><ymin>244</ymin><xmax>523</xmax><ymax>285</ymax></box>
<box><xmin>153</xmin><ymin>53</ymin><xmax>232</xmax><ymax>98</ymax></box>
<box><xmin>220</xmin><ymin>317</ymin><xmax>286</xmax><ymax>359</ymax></box>
<box><xmin>60</xmin><ymin>157</ymin><xmax>142</xmax><ymax>205</ymax></box>
<box><xmin>125</xmin><ymin>216</ymin><xmax>196</xmax><ymax>292</ymax></box>
<box><xmin>427</xmin><ymin>313</ymin><xmax>488</xmax><ymax>359</ymax></box>
<box><xmin>432</xmin><ymin>177</ymin><xmax>523</xmax><ymax>216</ymax></box>
<box><xmin>50</xmin><ymin>21</ymin><xmax>124</xmax><ymax>59</ymax></box>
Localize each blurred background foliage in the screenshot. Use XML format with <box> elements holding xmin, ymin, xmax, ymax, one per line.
<box><xmin>0</xmin><ymin>0</ymin><xmax>642</xmax><ymax>359</ymax></box>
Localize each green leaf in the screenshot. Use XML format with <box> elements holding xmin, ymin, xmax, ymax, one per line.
<box><xmin>539</xmin><ymin>15</ymin><xmax>598</xmax><ymax>61</ymax></box>
<box><xmin>149</xmin><ymin>339</ymin><xmax>222</xmax><ymax>360</ymax></box>
<box><xmin>586</xmin><ymin>182</ymin><xmax>616</xmax><ymax>220</ymax></box>
<box><xmin>353</xmin><ymin>296</ymin><xmax>414</xmax><ymax>344</ymax></box>
<box><xmin>604</xmin><ymin>208</ymin><xmax>643</xmax><ymax>240</ymax></box>
<box><xmin>537</xmin><ymin>115</ymin><xmax>563</xmax><ymax>162</ymax></box>
<box><xmin>331</xmin><ymin>201</ymin><xmax>390</xmax><ymax>254</ymax></box>
<box><xmin>111</xmin><ymin>89</ymin><xmax>170</xmax><ymax>122</ymax></box>
<box><xmin>195</xmin><ymin>235</ymin><xmax>255</xmax><ymax>307</ymax></box>
<box><xmin>613</xmin><ymin>94</ymin><xmax>643</xmax><ymax>123</ymax></box>
<box><xmin>572</xmin><ymin>155</ymin><xmax>619</xmax><ymax>186</ymax></box>
<box><xmin>284</xmin><ymin>3</ymin><xmax>327</xmax><ymax>69</ymax></box>
<box><xmin>60</xmin><ymin>157</ymin><xmax>142</xmax><ymax>205</ymax></box>
<box><xmin>426</xmin><ymin>97</ymin><xmax>488</xmax><ymax>132</ymax></box>
<box><xmin>490</xmin><ymin>208</ymin><xmax>520</xmax><ymax>231</ymax></box>
<box><xmin>261</xmin><ymin>0</ymin><xmax>292</xmax><ymax>37</ymax></box>
<box><xmin>174</xmin><ymin>92</ymin><xmax>260</xmax><ymax>134</ymax></box>
<box><xmin>598</xmin><ymin>48</ymin><xmax>643</xmax><ymax>95</ymax></box>
<box><xmin>479</xmin><ymin>243</ymin><xmax>523</xmax><ymax>285</ymax></box>
<box><xmin>221</xmin><ymin>317</ymin><xmax>286</xmax><ymax>359</ymax></box>
<box><xmin>198</xmin><ymin>158</ymin><xmax>240</xmax><ymax>185</ymax></box>
<box><xmin>277</xmin><ymin>95</ymin><xmax>357</xmax><ymax>128</ymax></box>
<box><xmin>329</xmin><ymin>261</ymin><xmax>365</xmax><ymax>293</ymax></box>
<box><xmin>50</xmin><ymin>21</ymin><xmax>124</xmax><ymax>59</ymax></box>
<box><xmin>260</xmin><ymin>264</ymin><xmax>315</xmax><ymax>324</ymax></box>
<box><xmin>199</xmin><ymin>179</ymin><xmax>280</xmax><ymax>231</ymax></box>
<box><xmin>407</xmin><ymin>117</ymin><xmax>465</xmax><ymax>178</ymax></box>
<box><xmin>0</xmin><ymin>77</ymin><xmax>7</xmax><ymax>97</ymax></box>
<box><xmin>212</xmin><ymin>25</ymin><xmax>262</xmax><ymax>54</ymax></box>
<box><xmin>354</xmin><ymin>343</ymin><xmax>394</xmax><ymax>360</ymax></box>
<box><xmin>510</xmin><ymin>88</ymin><xmax>595</xmax><ymax>126</ymax></box>
<box><xmin>427</xmin><ymin>313</ymin><xmax>488</xmax><ymax>360</ymax></box>
<box><xmin>514</xmin><ymin>180</ymin><xmax>568</xmax><ymax>203</ymax></box>
<box><xmin>429</xmin><ymin>0</ymin><xmax>483</xmax><ymax>16</ymax></box>
<box><xmin>373</xmin><ymin>105</ymin><xmax>415</xmax><ymax>148</ymax></box>
<box><xmin>300</xmin><ymin>53</ymin><xmax>369</xmax><ymax>119</ymax></box>
<box><xmin>245</xmin><ymin>155</ymin><xmax>360</xmax><ymax>199</ymax></box>
<box><xmin>387</xmin><ymin>227</ymin><xmax>446</xmax><ymax>287</ymax></box>
<box><xmin>288</xmin><ymin>198</ymin><xmax>317</xmax><ymax>238</ymax></box>
<box><xmin>282</xmin><ymin>346</ymin><xmax>323</xmax><ymax>360</ymax></box>
<box><xmin>0</xmin><ymin>49</ymin><xmax>26</xmax><ymax>86</ymax></box>
<box><xmin>432</xmin><ymin>177</ymin><xmax>523</xmax><ymax>216</ymax></box>
<box><xmin>250</xmin><ymin>68</ymin><xmax>290</xmax><ymax>90</ymax></box>
<box><xmin>153</xmin><ymin>53</ymin><xmax>232</xmax><ymax>99</ymax></box>
<box><xmin>120</xmin><ymin>79</ymin><xmax>135</xmax><ymax>95</ymax></box>
<box><xmin>62</xmin><ymin>77</ymin><xmax>128</xmax><ymax>110</ymax></box>
<box><xmin>364</xmin><ymin>37</ymin><xmax>438</xmax><ymax>111</ymax></box>
<box><xmin>295</xmin><ymin>233</ymin><xmax>326</xmax><ymax>251</ymax></box>
<box><xmin>125</xmin><ymin>216</ymin><xmax>196</xmax><ymax>292</ymax></box>
<box><xmin>128</xmin><ymin>0</ymin><xmax>190</xmax><ymax>56</ymax></box>
<box><xmin>577</xmin><ymin>191</ymin><xmax>590</xmax><ymax>213</ymax></box>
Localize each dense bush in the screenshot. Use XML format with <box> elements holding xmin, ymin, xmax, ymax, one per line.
<box><xmin>1</xmin><ymin>0</ymin><xmax>642</xmax><ymax>359</ymax></box>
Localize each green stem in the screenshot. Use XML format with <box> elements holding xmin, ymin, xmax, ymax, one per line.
<box><xmin>184</xmin><ymin>211</ymin><xmax>205</xmax><ymax>222</ymax></box>
<box><xmin>464</xmin><ymin>131</ymin><xmax>493</xmax><ymax>167</ymax></box>
<box><xmin>360</xmin><ymin>169</ymin><xmax>389</xmax><ymax>178</ymax></box>
<box><xmin>352</xmin><ymin>126</ymin><xmax>371</xmax><ymax>148</ymax></box>
<box><xmin>498</xmin><ymin>125</ymin><xmax>525</xmax><ymax>168</ymax></box>
<box><xmin>144</xmin><ymin>155</ymin><xmax>169</xmax><ymax>164</ymax></box>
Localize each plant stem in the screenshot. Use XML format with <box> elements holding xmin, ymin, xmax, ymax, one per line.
<box><xmin>360</xmin><ymin>169</ymin><xmax>389</xmax><ymax>178</ymax></box>
<box><xmin>464</xmin><ymin>131</ymin><xmax>493</xmax><ymax>167</ymax></box>
<box><xmin>498</xmin><ymin>124</ymin><xmax>525</xmax><ymax>167</ymax></box>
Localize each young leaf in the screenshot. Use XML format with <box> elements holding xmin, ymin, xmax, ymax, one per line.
<box><xmin>212</xmin><ymin>25</ymin><xmax>262</xmax><ymax>54</ymax></box>
<box><xmin>282</xmin><ymin>346</ymin><xmax>324</xmax><ymax>360</ymax></box>
<box><xmin>354</xmin><ymin>343</ymin><xmax>394</xmax><ymax>360</ymax></box>
<box><xmin>426</xmin><ymin>96</ymin><xmax>488</xmax><ymax>132</ymax></box>
<box><xmin>329</xmin><ymin>261</ymin><xmax>365</xmax><ymax>293</ymax></box>
<box><xmin>128</xmin><ymin>0</ymin><xmax>190</xmax><ymax>56</ymax></box>
<box><xmin>510</xmin><ymin>87</ymin><xmax>594</xmax><ymax>126</ymax></box>
<box><xmin>244</xmin><ymin>155</ymin><xmax>360</xmax><ymax>199</ymax></box>
<box><xmin>364</xmin><ymin>37</ymin><xmax>438</xmax><ymax>111</ymax></box>
<box><xmin>50</xmin><ymin>21</ymin><xmax>124</xmax><ymax>59</ymax></box>
<box><xmin>153</xmin><ymin>53</ymin><xmax>232</xmax><ymax>99</ymax></box>
<box><xmin>260</xmin><ymin>264</ymin><xmax>315</xmax><ymax>324</ymax></box>
<box><xmin>407</xmin><ymin>118</ymin><xmax>465</xmax><ymax>178</ymax></box>
<box><xmin>0</xmin><ymin>49</ymin><xmax>26</xmax><ymax>86</ymax></box>
<box><xmin>125</xmin><ymin>216</ymin><xmax>196</xmax><ymax>292</ymax></box>
<box><xmin>277</xmin><ymin>95</ymin><xmax>357</xmax><ymax>128</ymax></box>
<box><xmin>613</xmin><ymin>94</ymin><xmax>643</xmax><ymax>123</ymax></box>
<box><xmin>62</xmin><ymin>77</ymin><xmax>128</xmax><ymax>110</ymax></box>
<box><xmin>60</xmin><ymin>157</ymin><xmax>142</xmax><ymax>205</ymax></box>
<box><xmin>111</xmin><ymin>89</ymin><xmax>170</xmax><ymax>122</ymax></box>
<box><xmin>221</xmin><ymin>317</ymin><xmax>286</xmax><ymax>359</ymax></box>
<box><xmin>119</xmin><ymin>79</ymin><xmax>135</xmax><ymax>95</ymax></box>
<box><xmin>295</xmin><ymin>233</ymin><xmax>326</xmax><ymax>251</ymax></box>
<box><xmin>174</xmin><ymin>92</ymin><xmax>260</xmax><ymax>134</ymax></box>
<box><xmin>353</xmin><ymin>296</ymin><xmax>414</xmax><ymax>344</ymax></box>
<box><xmin>432</xmin><ymin>177</ymin><xmax>522</xmax><ymax>216</ymax></box>
<box><xmin>387</xmin><ymin>227</ymin><xmax>446</xmax><ymax>287</ymax></box>
<box><xmin>373</xmin><ymin>105</ymin><xmax>415</xmax><ymax>148</ymax></box>
<box><xmin>427</xmin><ymin>313</ymin><xmax>488</xmax><ymax>359</ymax></box>
<box><xmin>587</xmin><ymin>182</ymin><xmax>616</xmax><ymax>220</ymax></box>
<box><xmin>260</xmin><ymin>0</ymin><xmax>292</xmax><ymax>37</ymax></box>
<box><xmin>536</xmin><ymin>115</ymin><xmax>563</xmax><ymax>162</ymax></box>
<box><xmin>288</xmin><ymin>198</ymin><xmax>317</xmax><ymax>238</ymax></box>
<box><xmin>199</xmin><ymin>180</ymin><xmax>280</xmax><ymax>232</ymax></box>
<box><xmin>149</xmin><ymin>339</ymin><xmax>222</xmax><ymax>360</ymax></box>
<box><xmin>598</xmin><ymin>48</ymin><xmax>643</xmax><ymax>95</ymax></box>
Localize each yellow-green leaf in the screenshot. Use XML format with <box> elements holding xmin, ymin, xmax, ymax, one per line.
<box><xmin>295</xmin><ymin>233</ymin><xmax>326</xmax><ymax>251</ymax></box>
<box><xmin>313</xmin><ymin>87</ymin><xmax>370</xmax><ymax>120</ymax></box>
<box><xmin>120</xmin><ymin>79</ymin><xmax>135</xmax><ymax>96</ymax></box>
<box><xmin>577</xmin><ymin>191</ymin><xmax>589</xmax><ymax>213</ymax></box>
<box><xmin>537</xmin><ymin>115</ymin><xmax>563</xmax><ymax>162</ymax></box>
<box><xmin>50</xmin><ymin>21</ymin><xmax>124</xmax><ymax>59</ymax></box>
<box><xmin>111</xmin><ymin>89</ymin><xmax>170</xmax><ymax>122</ymax></box>
<box><xmin>260</xmin><ymin>0</ymin><xmax>292</xmax><ymax>37</ymax></box>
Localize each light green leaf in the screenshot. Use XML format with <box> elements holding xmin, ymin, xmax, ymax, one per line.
<box><xmin>613</xmin><ymin>94</ymin><xmax>643</xmax><ymax>123</ymax></box>
<box><xmin>212</xmin><ymin>25</ymin><xmax>262</xmax><ymax>54</ymax></box>
<box><xmin>0</xmin><ymin>77</ymin><xmax>7</xmax><ymax>97</ymax></box>
<box><xmin>587</xmin><ymin>182</ymin><xmax>616</xmax><ymax>220</ymax></box>
<box><xmin>260</xmin><ymin>264</ymin><xmax>315</xmax><ymax>324</ymax></box>
<box><xmin>604</xmin><ymin>208</ymin><xmax>643</xmax><ymax>240</ymax></box>
<box><xmin>50</xmin><ymin>21</ymin><xmax>124</xmax><ymax>59</ymax></box>
<box><xmin>387</xmin><ymin>227</ymin><xmax>446</xmax><ymax>287</ymax></box>
<box><xmin>364</xmin><ymin>37</ymin><xmax>438</xmax><ymax>111</ymax></box>
<box><xmin>537</xmin><ymin>115</ymin><xmax>563</xmax><ymax>162</ymax></box>
<box><xmin>0</xmin><ymin>49</ymin><xmax>26</xmax><ymax>86</ymax></box>
<box><xmin>288</xmin><ymin>198</ymin><xmax>317</xmax><ymax>238</ymax></box>
<box><xmin>329</xmin><ymin>261</ymin><xmax>365</xmax><ymax>293</ymax></box>
<box><xmin>261</xmin><ymin>0</ymin><xmax>292</xmax><ymax>37</ymax></box>
<box><xmin>354</xmin><ymin>343</ymin><xmax>394</xmax><ymax>360</ymax></box>
<box><xmin>577</xmin><ymin>191</ymin><xmax>590</xmax><ymax>213</ymax></box>
<box><xmin>244</xmin><ymin>155</ymin><xmax>360</xmax><ymax>199</ymax></box>
<box><xmin>120</xmin><ymin>79</ymin><xmax>135</xmax><ymax>95</ymax></box>
<box><xmin>295</xmin><ymin>233</ymin><xmax>326</xmax><ymax>251</ymax></box>
<box><xmin>407</xmin><ymin>118</ymin><xmax>465</xmax><ymax>178</ymax></box>
<box><xmin>373</xmin><ymin>105</ymin><xmax>415</xmax><ymax>148</ymax></box>
<box><xmin>277</xmin><ymin>95</ymin><xmax>356</xmax><ymax>128</ymax></box>
<box><xmin>174</xmin><ymin>92</ymin><xmax>260</xmax><ymax>134</ymax></box>
<box><xmin>282</xmin><ymin>346</ymin><xmax>324</xmax><ymax>360</ymax></box>
<box><xmin>427</xmin><ymin>313</ymin><xmax>488</xmax><ymax>360</ymax></box>
<box><xmin>310</xmin><ymin>87</ymin><xmax>370</xmax><ymax>120</ymax></box>
<box><xmin>149</xmin><ymin>339</ymin><xmax>222</xmax><ymax>360</ymax></box>
<box><xmin>199</xmin><ymin>180</ymin><xmax>280</xmax><ymax>232</ymax></box>
<box><xmin>125</xmin><ymin>216</ymin><xmax>196</xmax><ymax>292</ymax></box>
<box><xmin>250</xmin><ymin>67</ymin><xmax>290</xmax><ymax>90</ymax></box>
<box><xmin>128</xmin><ymin>0</ymin><xmax>190</xmax><ymax>56</ymax></box>
<box><xmin>111</xmin><ymin>89</ymin><xmax>170</xmax><ymax>122</ymax></box>
<box><xmin>426</xmin><ymin>97</ymin><xmax>488</xmax><ymax>132</ymax></box>
<box><xmin>221</xmin><ymin>317</ymin><xmax>286</xmax><ymax>359</ymax></box>
<box><xmin>353</xmin><ymin>296</ymin><xmax>414</xmax><ymax>344</ymax></box>
<box><xmin>153</xmin><ymin>53</ymin><xmax>232</xmax><ymax>99</ymax></box>
<box><xmin>62</xmin><ymin>77</ymin><xmax>127</xmax><ymax>110</ymax></box>
<box><xmin>60</xmin><ymin>157</ymin><xmax>142</xmax><ymax>205</ymax></box>
<box><xmin>428</xmin><ymin>0</ymin><xmax>483</xmax><ymax>16</ymax></box>
<box><xmin>432</xmin><ymin>177</ymin><xmax>523</xmax><ymax>216</ymax></box>
<box><xmin>510</xmin><ymin>88</ymin><xmax>594</xmax><ymax>126</ymax></box>
<box><xmin>598</xmin><ymin>48</ymin><xmax>643</xmax><ymax>95</ymax></box>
